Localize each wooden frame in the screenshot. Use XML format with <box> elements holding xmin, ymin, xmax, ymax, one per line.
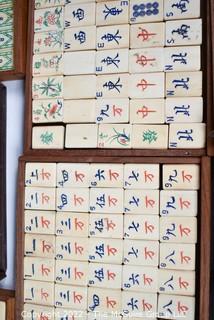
<box><xmin>0</xmin><ymin>83</ymin><xmax>7</xmax><ymax>280</ymax></box>
<box><xmin>15</xmin><ymin>155</ymin><xmax>211</xmax><ymax>320</ymax></box>
<box><xmin>0</xmin><ymin>289</ymin><xmax>15</xmax><ymax>320</ymax></box>
<box><xmin>0</xmin><ymin>0</ymin><xmax>28</xmax><ymax>81</ymax></box>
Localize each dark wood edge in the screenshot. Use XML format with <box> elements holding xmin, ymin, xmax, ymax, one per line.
<box><xmin>0</xmin><ymin>289</ymin><xmax>15</xmax><ymax>320</ymax></box>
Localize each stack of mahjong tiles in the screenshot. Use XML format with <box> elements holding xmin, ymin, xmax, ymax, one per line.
<box><xmin>32</xmin><ymin>0</ymin><xmax>205</xmax><ymax>150</ymax></box>
<box><xmin>23</xmin><ymin>162</ymin><xmax>199</xmax><ymax>320</ymax></box>
<box><xmin>0</xmin><ymin>0</ymin><xmax>14</xmax><ymax>71</ymax></box>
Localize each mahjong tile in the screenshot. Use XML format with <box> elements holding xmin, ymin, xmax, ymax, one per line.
<box><xmin>124</xmin><ymin>164</ymin><xmax>160</xmax><ymax>189</ymax></box>
<box><xmin>89</xmin><ymin>163</ymin><xmax>123</xmax><ymax>188</ymax></box>
<box><xmin>25</xmin><ymin>234</ymin><xmax>55</xmax><ymax>258</ymax></box>
<box><xmin>24</xmin><ymin>210</ymin><xmax>56</xmax><ymax>234</ymax></box>
<box><xmin>24</xmin><ymin>280</ymin><xmax>54</xmax><ymax>306</ymax></box>
<box><xmin>124</xmin><ymin>189</ymin><xmax>159</xmax><ymax>214</ymax></box>
<box><xmin>89</xmin><ymin>214</ymin><xmax>123</xmax><ymax>238</ymax></box>
<box><xmin>88</xmin><ymin>262</ymin><xmax>122</xmax><ymax>288</ymax></box>
<box><xmin>55</xmin><ymin>236</ymin><xmax>89</xmax><ymax>261</ymax></box>
<box><xmin>56</xmin><ymin>163</ymin><xmax>90</xmax><ymax>188</ymax></box>
<box><xmin>55</xmin><ymin>212</ymin><xmax>89</xmax><ymax>237</ymax></box>
<box><xmin>56</xmin><ymin>188</ymin><xmax>89</xmax><ymax>212</ymax></box>
<box><xmin>55</xmin><ymin>260</ymin><xmax>88</xmax><ymax>285</ymax></box>
<box><xmin>124</xmin><ymin>215</ymin><xmax>159</xmax><ymax>240</ymax></box>
<box><xmin>24</xmin><ymin>257</ymin><xmax>55</xmax><ymax>282</ymax></box>
<box><xmin>55</xmin><ymin>284</ymin><xmax>87</xmax><ymax>309</ymax></box>
<box><xmin>89</xmin><ymin>188</ymin><xmax>123</xmax><ymax>213</ymax></box>
<box><xmin>88</xmin><ymin>238</ymin><xmax>123</xmax><ymax>264</ymax></box>
<box><xmin>25</xmin><ymin>162</ymin><xmax>56</xmax><ymax>187</ymax></box>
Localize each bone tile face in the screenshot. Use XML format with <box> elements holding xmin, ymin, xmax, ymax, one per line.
<box><xmin>57</xmin><ymin>163</ymin><xmax>90</xmax><ymax>187</ymax></box>
<box><xmin>25</xmin><ymin>210</ymin><xmax>56</xmax><ymax>234</ymax></box>
<box><xmin>130</xmin><ymin>0</ymin><xmax>164</xmax><ymax>23</ymax></box>
<box><xmin>160</xmin><ymin>217</ymin><xmax>197</xmax><ymax>243</ymax></box>
<box><xmin>166</xmin><ymin>71</ymin><xmax>202</xmax><ymax>97</ymax></box>
<box><xmin>130</xmin><ymin>99</ymin><xmax>165</xmax><ymax>124</ymax></box>
<box><xmin>129</xmin><ymin>48</ymin><xmax>164</xmax><ymax>73</ymax></box>
<box><xmin>96</xmin><ymin>73</ymin><xmax>129</xmax><ymax>98</ymax></box>
<box><xmin>24</xmin><ymin>280</ymin><xmax>55</xmax><ymax>306</ymax></box>
<box><xmin>34</xmin><ymin>30</ymin><xmax>64</xmax><ymax>54</ymax></box>
<box><xmin>98</xmin><ymin>124</ymin><xmax>132</xmax><ymax>148</ymax></box>
<box><xmin>95</xmin><ymin>98</ymin><xmax>129</xmax><ymax>123</ymax></box>
<box><xmin>129</xmin><ymin>73</ymin><xmax>165</xmax><ymax>98</ymax></box>
<box><xmin>24</xmin><ymin>257</ymin><xmax>55</xmax><ymax>282</ymax></box>
<box><xmin>35</xmin><ymin>0</ymin><xmax>65</xmax><ymax>9</ymax></box>
<box><xmin>32</xmin><ymin>126</ymin><xmax>65</xmax><ymax>149</ymax></box>
<box><xmin>64</xmin><ymin>51</ymin><xmax>96</xmax><ymax>75</ymax></box>
<box><xmin>158</xmin><ymin>294</ymin><xmax>195</xmax><ymax>320</ymax></box>
<box><xmin>33</xmin><ymin>52</ymin><xmax>64</xmax><ymax>76</ymax></box>
<box><xmin>64</xmin><ymin>75</ymin><xmax>96</xmax><ymax>99</ymax></box>
<box><xmin>55</xmin><ymin>236</ymin><xmax>89</xmax><ymax>261</ymax></box>
<box><xmin>124</xmin><ymin>215</ymin><xmax>159</xmax><ymax>240</ymax></box>
<box><xmin>165</xmin><ymin>19</ymin><xmax>202</xmax><ymax>46</ymax></box>
<box><xmin>97</xmin><ymin>24</ymin><xmax>129</xmax><ymax>50</ymax></box>
<box><xmin>123</xmin><ymin>239</ymin><xmax>159</xmax><ymax>266</ymax></box>
<box><xmin>32</xmin><ymin>99</ymin><xmax>64</xmax><ymax>123</ymax></box>
<box><xmin>132</xmin><ymin>125</ymin><xmax>168</xmax><ymax>149</ymax></box>
<box><xmin>124</xmin><ymin>164</ymin><xmax>160</xmax><ymax>189</ymax></box>
<box><xmin>122</xmin><ymin>291</ymin><xmax>157</xmax><ymax>317</ymax></box>
<box><xmin>160</xmin><ymin>243</ymin><xmax>196</xmax><ymax>270</ymax></box>
<box><xmin>88</xmin><ymin>262</ymin><xmax>122</xmax><ymax>288</ymax></box>
<box><xmin>89</xmin><ymin>214</ymin><xmax>123</xmax><ymax>238</ymax></box>
<box><xmin>96</xmin><ymin>1</ymin><xmax>129</xmax><ymax>26</ymax></box>
<box><xmin>88</xmin><ymin>287</ymin><xmax>122</xmax><ymax>312</ymax></box>
<box><xmin>89</xmin><ymin>188</ymin><xmax>123</xmax><ymax>213</ymax></box>
<box><xmin>88</xmin><ymin>238</ymin><xmax>123</xmax><ymax>264</ymax></box>
<box><xmin>64</xmin><ymin>99</ymin><xmax>96</xmax><ymax>123</ymax></box>
<box><xmin>55</xmin><ymin>212</ymin><xmax>89</xmax><ymax>237</ymax></box>
<box><xmin>25</xmin><ymin>234</ymin><xmax>55</xmax><ymax>258</ymax></box>
<box><xmin>32</xmin><ymin>76</ymin><xmax>63</xmax><ymax>99</ymax></box>
<box><xmin>55</xmin><ymin>284</ymin><xmax>87</xmax><ymax>309</ymax></box>
<box><xmin>23</xmin><ymin>304</ymin><xmax>54</xmax><ymax>320</ymax></box>
<box><xmin>56</xmin><ymin>187</ymin><xmax>89</xmax><ymax>211</ymax></box>
<box><xmin>164</xmin><ymin>0</ymin><xmax>200</xmax><ymax>20</ymax></box>
<box><xmin>25</xmin><ymin>163</ymin><xmax>56</xmax><ymax>187</ymax></box>
<box><xmin>34</xmin><ymin>7</ymin><xmax>64</xmax><ymax>32</ymax></box>
<box><xmin>130</xmin><ymin>22</ymin><xmax>165</xmax><ymax>48</ymax></box>
<box><xmin>64</xmin><ymin>3</ymin><xmax>96</xmax><ymax>27</ymax></box>
<box><xmin>165</xmin><ymin>97</ymin><xmax>203</xmax><ymax>123</ymax></box>
<box><xmin>65</xmin><ymin>124</ymin><xmax>98</xmax><ymax>148</ymax></box>
<box><xmin>25</xmin><ymin>187</ymin><xmax>56</xmax><ymax>210</ymax></box>
<box><xmin>55</xmin><ymin>260</ymin><xmax>88</xmax><ymax>285</ymax></box>
<box><xmin>90</xmin><ymin>163</ymin><xmax>124</xmax><ymax>187</ymax></box>
<box><xmin>64</xmin><ymin>25</ymin><xmax>96</xmax><ymax>51</ymax></box>
<box><xmin>124</xmin><ymin>189</ymin><xmax>159</xmax><ymax>214</ymax></box>
<box><xmin>160</xmin><ymin>190</ymin><xmax>198</xmax><ymax>217</ymax></box>
<box><xmin>96</xmin><ymin>48</ymin><xmax>129</xmax><ymax>74</ymax></box>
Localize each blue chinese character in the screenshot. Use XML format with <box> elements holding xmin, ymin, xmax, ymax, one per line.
<box><xmin>129</xmin><ymin>273</ymin><xmax>140</xmax><ymax>285</ymax></box>
<box><xmin>95</xmin><ymin>169</ymin><xmax>105</xmax><ymax>181</ymax></box>
<box><xmin>172</xmin><ymin>0</ymin><xmax>190</xmax><ymax>13</ymax></box>
<box><xmin>128</xmin><ymin>221</ymin><xmax>140</xmax><ymax>232</ymax></box>
<box><xmin>177</xmin><ymin>129</ymin><xmax>193</xmax><ymax>141</ymax></box>
<box><xmin>166</xmin><ymin>196</ymin><xmax>176</xmax><ymax>210</ymax></box>
<box><xmin>94</xmin><ymin>268</ymin><xmax>104</xmax><ymax>282</ymax></box>
<box><xmin>172</xmin><ymin>77</ymin><xmax>189</xmax><ymax>90</ymax></box>
<box><xmin>72</xmin><ymin>8</ymin><xmax>84</xmax><ymax>21</ymax></box>
<box><xmin>128</xmin><ymin>170</ymin><xmax>139</xmax><ymax>182</ymax></box>
<box><xmin>103</xmin><ymin>77</ymin><xmax>122</xmax><ymax>93</ymax></box>
<box><xmin>95</xmin><ymin>244</ymin><xmax>105</xmax><ymax>258</ymax></box>
<box><xmin>128</xmin><ymin>246</ymin><xmax>139</xmax><ymax>258</ymax></box>
<box><xmin>165</xmin><ymin>250</ymin><xmax>176</xmax><ymax>265</ymax></box>
<box><xmin>95</xmin><ymin>219</ymin><xmax>104</xmax><ymax>232</ymax></box>
<box><xmin>174</xmin><ymin>105</ymin><xmax>190</xmax><ymax>116</ymax></box>
<box><xmin>129</xmin><ymin>196</ymin><xmax>140</xmax><ymax>207</ymax></box>
<box><xmin>171</xmin><ymin>52</ymin><xmax>187</xmax><ymax>64</ymax></box>
<box><xmin>74</xmin><ymin>31</ymin><xmax>86</xmax><ymax>44</ymax></box>
<box><xmin>172</xmin><ymin>24</ymin><xmax>190</xmax><ymax>39</ymax></box>
<box><xmin>163</xmin><ymin>276</ymin><xmax>174</xmax><ymax>290</ymax></box>
<box><xmin>96</xmin><ymin>194</ymin><xmax>106</xmax><ymax>208</ymax></box>
<box><xmin>101</xmin><ymin>53</ymin><xmax>120</xmax><ymax>68</ymax></box>
<box><xmin>89</xmin><ymin>294</ymin><xmax>100</xmax><ymax>311</ymax></box>
<box><xmin>127</xmin><ymin>297</ymin><xmax>139</xmax><ymax>310</ymax></box>
<box><xmin>169</xmin><ymin>170</ymin><xmax>178</xmax><ymax>183</ymax></box>
<box><xmin>103</xmin><ymin>4</ymin><xmax>123</xmax><ymax>20</ymax></box>
<box><xmin>101</xmin><ymin>30</ymin><xmax>122</xmax><ymax>44</ymax></box>
<box><xmin>58</xmin><ymin>194</ymin><xmax>68</xmax><ymax>210</ymax></box>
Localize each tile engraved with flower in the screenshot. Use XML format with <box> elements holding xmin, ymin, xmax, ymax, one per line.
<box><xmin>40</xmin><ymin>131</ymin><xmax>54</xmax><ymax>145</ymax></box>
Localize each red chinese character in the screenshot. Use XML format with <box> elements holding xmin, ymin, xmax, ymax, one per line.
<box><xmin>180</xmin><ymin>251</ymin><xmax>191</xmax><ymax>264</ymax></box>
<box><xmin>41</xmin><ymin>216</ymin><xmax>51</xmax><ymax>229</ymax></box>
<box><xmin>75</xmin><ymin>171</ymin><xmax>85</xmax><ymax>182</ymax></box>
<box><xmin>106</xmin><ymin>297</ymin><xmax>117</xmax><ymax>309</ymax></box>
<box><xmin>144</xmin><ymin>247</ymin><xmax>155</xmax><ymax>260</ymax></box>
<box><xmin>181</xmin><ymin>171</ymin><xmax>192</xmax><ymax>183</ymax></box>
<box><xmin>74</xmin><ymin>267</ymin><xmax>84</xmax><ymax>280</ymax></box>
<box><xmin>39</xmin><ymin>315</ymin><xmax>49</xmax><ymax>320</ymax></box>
<box><xmin>136</xmin><ymin>106</ymin><xmax>156</xmax><ymax>118</ymax></box>
<box><xmin>105</xmin><ymin>218</ymin><xmax>116</xmax><ymax>231</ymax></box>
<box><xmin>107</xmin><ymin>270</ymin><xmax>116</xmax><ymax>281</ymax></box>
<box><xmin>42</xmin><ymin>241</ymin><xmax>52</xmax><ymax>253</ymax></box>
<box><xmin>143</xmin><ymin>274</ymin><xmax>153</xmax><ymax>286</ymax></box>
<box><xmin>179</xmin><ymin>277</ymin><xmax>189</xmax><ymax>290</ymax></box>
<box><xmin>113</xmin><ymin>105</ymin><xmax>122</xmax><ymax>116</ymax></box>
<box><xmin>73</xmin><ymin>194</ymin><xmax>84</xmax><ymax>206</ymax></box>
<box><xmin>74</xmin><ymin>242</ymin><xmax>84</xmax><ymax>255</ymax></box>
<box><xmin>108</xmin><ymin>170</ymin><xmax>119</xmax><ymax>181</ymax></box>
<box><xmin>41</xmin><ymin>264</ymin><xmax>51</xmax><ymax>276</ymax></box>
<box><xmin>41</xmin><ymin>193</ymin><xmax>50</xmax><ymax>205</ymax></box>
<box><xmin>74</xmin><ymin>218</ymin><xmax>84</xmax><ymax>230</ymax></box>
<box><xmin>144</xmin><ymin>170</ymin><xmax>154</xmax><ymax>182</ymax></box>
<box><xmin>73</xmin><ymin>291</ymin><xmax>83</xmax><ymax>304</ymax></box>
<box><xmin>40</xmin><ymin>169</ymin><xmax>51</xmax><ymax>180</ymax></box>
<box><xmin>137</xmin><ymin>79</ymin><xmax>156</xmax><ymax>91</ymax></box>
<box><xmin>145</xmin><ymin>196</ymin><xmax>155</xmax><ymax>208</ymax></box>
<box><xmin>179</xmin><ymin>198</ymin><xmax>191</xmax><ymax>209</ymax></box>
<box><xmin>144</xmin><ymin>221</ymin><xmax>155</xmax><ymax>234</ymax></box>
<box><xmin>179</xmin><ymin>224</ymin><xmax>191</xmax><ymax>237</ymax></box>
<box><xmin>142</xmin><ymin>299</ymin><xmax>152</xmax><ymax>311</ymax></box>
<box><xmin>107</xmin><ymin>245</ymin><xmax>117</xmax><ymax>256</ymax></box>
<box><xmin>137</xmin><ymin>27</ymin><xmax>157</xmax><ymax>41</ymax></box>
<box><xmin>41</xmin><ymin>288</ymin><xmax>49</xmax><ymax>301</ymax></box>
<box><xmin>108</xmin><ymin>196</ymin><xmax>118</xmax><ymax>207</ymax></box>
<box><xmin>177</xmin><ymin>301</ymin><xmax>189</xmax><ymax>314</ymax></box>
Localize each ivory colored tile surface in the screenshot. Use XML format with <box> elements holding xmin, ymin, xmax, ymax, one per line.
<box><xmin>25</xmin><ymin>187</ymin><xmax>56</xmax><ymax>210</ymax></box>
<box><xmin>165</xmin><ymin>19</ymin><xmax>202</xmax><ymax>46</ymax></box>
<box><xmin>55</xmin><ymin>212</ymin><xmax>89</xmax><ymax>237</ymax></box>
<box><xmin>124</xmin><ymin>189</ymin><xmax>159</xmax><ymax>214</ymax></box>
<box><xmin>166</xmin><ymin>71</ymin><xmax>202</xmax><ymax>97</ymax></box>
<box><xmin>89</xmin><ymin>214</ymin><xmax>123</xmax><ymax>238</ymax></box>
<box><xmin>24</xmin><ymin>257</ymin><xmax>55</xmax><ymax>282</ymax></box>
<box><xmin>164</xmin><ymin>0</ymin><xmax>200</xmax><ymax>20</ymax></box>
<box><xmin>96</xmin><ymin>24</ymin><xmax>129</xmax><ymax>50</ymax></box>
<box><xmin>88</xmin><ymin>313</ymin><xmax>121</xmax><ymax>320</ymax></box>
<box><xmin>64</xmin><ymin>3</ymin><xmax>96</xmax><ymax>27</ymax></box>
<box><xmin>162</xmin><ymin>164</ymin><xmax>200</xmax><ymax>190</ymax></box>
<box><xmin>88</xmin><ymin>262</ymin><xmax>122</xmax><ymax>288</ymax></box>
<box><xmin>130</xmin><ymin>22</ymin><xmax>165</xmax><ymax>48</ymax></box>
<box><xmin>165</xmin><ymin>97</ymin><xmax>203</xmax><ymax>123</ymax></box>
<box><xmin>0</xmin><ymin>302</ymin><xmax>5</xmax><ymax>320</ymax></box>
<box><xmin>96</xmin><ymin>48</ymin><xmax>129</xmax><ymax>74</ymax></box>
<box><xmin>34</xmin><ymin>7</ymin><xmax>64</xmax><ymax>32</ymax></box>
<box><xmin>88</xmin><ymin>287</ymin><xmax>122</xmax><ymax>312</ymax></box>
<box><xmin>33</xmin><ymin>52</ymin><xmax>64</xmax><ymax>76</ymax></box>
<box><xmin>169</xmin><ymin>123</ymin><xmax>206</xmax><ymax>149</ymax></box>
<box><xmin>124</xmin><ymin>164</ymin><xmax>160</xmax><ymax>190</ymax></box>
<box><xmin>130</xmin><ymin>99</ymin><xmax>165</xmax><ymax>124</ymax></box>
<box><xmin>130</xmin><ymin>0</ymin><xmax>164</xmax><ymax>23</ymax></box>
<box><xmin>55</xmin><ymin>284</ymin><xmax>87</xmax><ymax>309</ymax></box>
<box><xmin>55</xmin><ymin>309</ymin><xmax>87</xmax><ymax>320</ymax></box>
<box><xmin>89</xmin><ymin>163</ymin><xmax>123</xmax><ymax>188</ymax></box>
<box><xmin>98</xmin><ymin>124</ymin><xmax>131</xmax><ymax>148</ymax></box>
<box><xmin>33</xmin><ymin>30</ymin><xmax>64</xmax><ymax>54</ymax></box>
<box><xmin>25</xmin><ymin>162</ymin><xmax>56</xmax><ymax>187</ymax></box>
<box><xmin>88</xmin><ymin>238</ymin><xmax>123</xmax><ymax>264</ymax></box>
<box><xmin>32</xmin><ymin>76</ymin><xmax>63</xmax><ymax>99</ymax></box>
<box><xmin>25</xmin><ymin>210</ymin><xmax>56</xmax><ymax>234</ymax></box>
<box><xmin>57</xmin><ymin>163</ymin><xmax>90</xmax><ymax>187</ymax></box>
<box><xmin>160</xmin><ymin>190</ymin><xmax>198</xmax><ymax>217</ymax></box>
<box><xmin>164</xmin><ymin>46</ymin><xmax>201</xmax><ymax>72</ymax></box>
<box><xmin>64</xmin><ymin>26</ymin><xmax>96</xmax><ymax>51</ymax></box>
<box><xmin>23</xmin><ymin>304</ymin><xmax>54</xmax><ymax>320</ymax></box>
<box><xmin>124</xmin><ymin>215</ymin><xmax>159</xmax><ymax>240</ymax></box>
<box><xmin>25</xmin><ymin>234</ymin><xmax>55</xmax><ymax>258</ymax></box>
<box><xmin>35</xmin><ymin>0</ymin><xmax>65</xmax><ymax>9</ymax></box>
<box><xmin>96</xmin><ymin>1</ymin><xmax>129</xmax><ymax>26</ymax></box>
<box><xmin>123</xmin><ymin>239</ymin><xmax>159</xmax><ymax>266</ymax></box>
<box><xmin>32</xmin><ymin>99</ymin><xmax>64</xmax><ymax>123</ymax></box>
<box><xmin>158</xmin><ymin>269</ymin><xmax>195</xmax><ymax>296</ymax></box>
<box><xmin>160</xmin><ymin>217</ymin><xmax>197</xmax><ymax>243</ymax></box>
<box><xmin>32</xmin><ymin>126</ymin><xmax>65</xmax><ymax>149</ymax></box>
<box><xmin>56</xmin><ymin>187</ymin><xmax>89</xmax><ymax>211</ymax></box>
<box><xmin>132</xmin><ymin>125</ymin><xmax>168</xmax><ymax>149</ymax></box>
<box><xmin>95</xmin><ymin>98</ymin><xmax>129</xmax><ymax>123</ymax></box>
<box><xmin>129</xmin><ymin>73</ymin><xmax>165</xmax><ymax>98</ymax></box>
<box><xmin>122</xmin><ymin>291</ymin><xmax>157</xmax><ymax>317</ymax></box>
<box><xmin>65</xmin><ymin>124</ymin><xmax>98</xmax><ymax>148</ymax></box>
<box><xmin>24</xmin><ymin>280</ymin><xmax>54</xmax><ymax>306</ymax></box>
<box><xmin>122</xmin><ymin>265</ymin><xmax>158</xmax><ymax>293</ymax></box>
<box><xmin>89</xmin><ymin>187</ymin><xmax>123</xmax><ymax>213</ymax></box>
<box><xmin>158</xmin><ymin>294</ymin><xmax>195</xmax><ymax>320</ymax></box>
<box><xmin>64</xmin><ymin>75</ymin><xmax>96</xmax><ymax>99</ymax></box>
<box><xmin>129</xmin><ymin>47</ymin><xmax>164</xmax><ymax>73</ymax></box>
<box><xmin>64</xmin><ymin>99</ymin><xmax>96</xmax><ymax>123</ymax></box>
<box><xmin>159</xmin><ymin>243</ymin><xmax>196</xmax><ymax>270</ymax></box>
<box><xmin>96</xmin><ymin>73</ymin><xmax>129</xmax><ymax>98</ymax></box>
<box><xmin>55</xmin><ymin>260</ymin><xmax>88</xmax><ymax>285</ymax></box>
<box><xmin>55</xmin><ymin>236</ymin><xmax>89</xmax><ymax>261</ymax></box>
<box><xmin>64</xmin><ymin>51</ymin><xmax>96</xmax><ymax>75</ymax></box>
